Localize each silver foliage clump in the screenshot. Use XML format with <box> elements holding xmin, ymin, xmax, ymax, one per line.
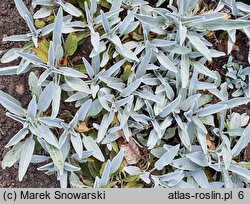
<box><xmin>223</xmin><ymin>56</ymin><xmax>250</xmax><ymax>97</ymax></box>
<box><xmin>1</xmin><ymin>0</ymin><xmax>250</xmax><ymax>188</ymax></box>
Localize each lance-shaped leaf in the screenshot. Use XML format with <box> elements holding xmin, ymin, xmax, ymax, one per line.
<box><xmin>57</xmin><ymin>67</ymin><xmax>87</xmax><ymax>78</ymax></box>
<box><xmin>71</xmin><ymin>133</ymin><xmax>83</xmax><ymax>158</ymax></box>
<box><xmin>156</xmin><ymin>52</ymin><xmax>178</xmax><ymax>73</ymax></box>
<box><xmin>63</xmin><ymin>2</ymin><xmax>82</xmax><ymax>17</ymax></box>
<box><xmin>229</xmin><ymin>164</ymin><xmax>250</xmax><ymax>182</ymax></box>
<box><xmin>180</xmin><ymin>54</ymin><xmax>190</xmax><ymax>88</ymax></box>
<box><xmin>76</xmin><ymin>99</ymin><xmax>92</xmax><ymax>121</ymax></box>
<box><xmin>171</xmin><ymin>157</ymin><xmax>201</xmax><ymax>171</ymax></box>
<box><xmin>178</xmin><ymin>124</ymin><xmax>191</xmax><ymax>151</ymax></box>
<box><xmin>30</xmin><ymin>155</ymin><xmax>49</xmax><ymax>163</ymax></box>
<box><xmin>124</xmin><ymin>166</ymin><xmax>142</xmax><ymax>176</ymax></box>
<box><xmin>159</xmin><ymin>96</ymin><xmax>181</xmax><ymax>118</ymax></box>
<box><xmin>190</xmin><ymin>170</ymin><xmax>210</xmax><ymax>188</ymax></box>
<box><xmin>103</xmin><ymin>59</ymin><xmax>126</xmax><ymax>77</ymax></box>
<box><xmin>5</xmin><ymin>128</ymin><xmax>29</xmax><ymax>148</ymax></box>
<box><xmin>96</xmin><ymin>111</ymin><xmax>115</xmax><ymax>143</ymax></box>
<box><xmin>48</xmin><ymin>41</ymin><xmax>54</xmax><ymax>66</ymax></box>
<box><xmin>36</xmin><ymin>124</ymin><xmax>59</xmax><ymax>148</ymax></box>
<box><xmin>14</xmin><ymin>0</ymin><xmax>32</xmax><ymax>22</ymax></box>
<box><xmin>196</xmin><ymin>128</ymin><xmax>208</xmax><ymax>154</ymax></box>
<box><xmin>2</xmin><ymin>142</ymin><xmax>24</xmax><ymax>169</ymax></box>
<box><xmin>191</xmin><ymin>116</ymin><xmax>207</xmax><ymax>134</ymax></box>
<box><xmin>186</xmin><ymin>151</ymin><xmax>208</xmax><ymax>167</ymax></box>
<box><xmin>110</xmin><ymin>149</ymin><xmax>124</xmax><ymax>174</ymax></box>
<box><xmin>90</xmin><ymin>30</ymin><xmax>100</xmax><ymax>53</ymax></box>
<box><xmin>34</xmin><ymin>7</ymin><xmax>52</xmax><ymax>19</ymax></box>
<box><xmin>65</xmin><ymin>77</ymin><xmax>91</xmax><ymax>94</ymax></box>
<box><xmin>120</xmin><ymin>79</ymin><xmax>142</xmax><ymax>97</ymax></box>
<box><xmin>136</xmin><ymin>49</ymin><xmax>153</xmax><ymax>78</ymax></box>
<box><xmin>187</xmin><ymin>34</ymin><xmax>212</xmax><ymax>61</ymax></box>
<box><xmin>37</xmin><ymin>82</ymin><xmax>53</xmax><ymax>112</ymax></box>
<box><xmin>82</xmin><ymin>136</ymin><xmax>105</xmax><ymax>162</ymax></box>
<box><xmin>232</xmin><ymin>122</ymin><xmax>250</xmax><ymax>157</ymax></box>
<box><xmin>51</xmin><ymin>83</ymin><xmax>61</xmax><ymax>118</ymax></box>
<box><xmin>200</xmin><ymin>19</ymin><xmax>250</xmax><ymax>31</ymax></box>
<box><xmin>27</xmin><ymin>96</ymin><xmax>37</xmax><ymax>119</ymax></box>
<box><xmin>0</xmin><ymin>90</ymin><xmax>26</xmax><ymax>116</ymax></box>
<box><xmin>101</xmin><ymin>10</ymin><xmax>110</xmax><ymax>33</ymax></box>
<box><xmin>28</xmin><ymin>72</ymin><xmax>42</xmax><ymax>98</ymax></box>
<box><xmin>99</xmin><ymin>160</ymin><xmax>111</xmax><ymax>187</ymax></box>
<box><xmin>155</xmin><ymin>144</ymin><xmax>180</xmax><ymax>170</ymax></box>
<box><xmin>220</xmin><ymin>97</ymin><xmax>250</xmax><ymax>109</ymax></box>
<box><xmin>193</xmin><ymin>61</ymin><xmax>218</xmax><ymax>79</ymax></box>
<box><xmin>46</xmin><ymin>143</ymin><xmax>65</xmax><ymax>175</ymax></box>
<box><xmin>1</xmin><ymin>48</ymin><xmax>20</xmax><ymax>63</ymax></box>
<box><xmin>83</xmin><ymin>57</ymin><xmax>95</xmax><ymax>78</ymax></box>
<box><xmin>18</xmin><ymin>136</ymin><xmax>35</xmax><ymax>181</ymax></box>
<box><xmin>53</xmin><ymin>7</ymin><xmax>64</xmax><ymax>59</ymax></box>
<box><xmin>38</xmin><ymin>117</ymin><xmax>63</xmax><ymax>128</ymax></box>
<box><xmin>16</xmin><ymin>51</ymin><xmax>43</xmax><ymax>65</ymax></box>
<box><xmin>196</xmin><ymin>104</ymin><xmax>227</xmax><ymax>117</ymax></box>
<box><xmin>119</xmin><ymin>11</ymin><xmax>135</xmax><ymax>35</ymax></box>
<box><xmin>0</xmin><ymin>66</ymin><xmax>18</xmax><ymax>75</ymax></box>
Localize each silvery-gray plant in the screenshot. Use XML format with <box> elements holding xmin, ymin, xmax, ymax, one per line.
<box><xmin>1</xmin><ymin>0</ymin><xmax>250</xmax><ymax>188</ymax></box>
<box><xmin>222</xmin><ymin>57</ymin><xmax>250</xmax><ymax>97</ymax></box>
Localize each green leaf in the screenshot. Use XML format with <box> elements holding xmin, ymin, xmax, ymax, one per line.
<box><xmin>238</xmin><ymin>162</ymin><xmax>250</xmax><ymax>170</ymax></box>
<box><xmin>35</xmin><ymin>19</ymin><xmax>46</xmax><ymax>29</ymax></box>
<box><xmin>64</xmin><ymin>33</ymin><xmax>78</xmax><ymax>57</ymax></box>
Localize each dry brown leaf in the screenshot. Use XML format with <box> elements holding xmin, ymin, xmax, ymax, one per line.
<box><xmin>118</xmin><ymin>137</ymin><xmax>141</xmax><ymax>165</ymax></box>
<box><xmin>206</xmin><ymin>134</ymin><xmax>216</xmax><ymax>150</ymax></box>
<box><xmin>75</xmin><ymin>121</ymin><xmax>93</xmax><ymax>133</ymax></box>
<box><xmin>114</xmin><ymin>130</ymin><xmax>125</xmax><ymax>138</ymax></box>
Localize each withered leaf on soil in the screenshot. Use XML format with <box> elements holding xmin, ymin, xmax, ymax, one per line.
<box><xmin>118</xmin><ymin>136</ymin><xmax>141</xmax><ymax>165</ymax></box>
<box><xmin>75</xmin><ymin>121</ymin><xmax>93</xmax><ymax>133</ymax></box>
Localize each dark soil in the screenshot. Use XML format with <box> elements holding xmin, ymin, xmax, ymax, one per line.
<box><xmin>0</xmin><ymin>0</ymin><xmax>59</xmax><ymax>188</ymax></box>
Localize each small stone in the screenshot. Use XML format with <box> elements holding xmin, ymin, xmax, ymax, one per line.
<box><xmin>0</xmin><ymin>21</ymin><xmax>3</xmax><ymax>28</ymax></box>
<box><xmin>2</xmin><ymin>10</ymin><xmax>7</xmax><ymax>16</ymax></box>
<box><xmin>237</xmin><ymin>54</ymin><xmax>244</xmax><ymax>61</ymax></box>
<box><xmin>15</xmin><ymin>84</ymin><xmax>24</xmax><ymax>95</ymax></box>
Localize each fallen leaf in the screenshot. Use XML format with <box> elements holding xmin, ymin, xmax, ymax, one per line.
<box><xmin>32</xmin><ymin>38</ymin><xmax>49</xmax><ymax>63</ymax></box>
<box><xmin>111</xmin><ymin>114</ymin><xmax>119</xmax><ymax>126</ymax></box>
<box><xmin>118</xmin><ymin>137</ymin><xmax>141</xmax><ymax>165</ymax></box>
<box><xmin>75</xmin><ymin>121</ymin><xmax>93</xmax><ymax>133</ymax></box>
<box><xmin>64</xmin><ymin>33</ymin><xmax>78</xmax><ymax>57</ymax></box>
<box><xmin>206</xmin><ymin>134</ymin><xmax>216</xmax><ymax>150</ymax></box>
<box><xmin>60</xmin><ymin>58</ymin><xmax>68</xmax><ymax>66</ymax></box>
